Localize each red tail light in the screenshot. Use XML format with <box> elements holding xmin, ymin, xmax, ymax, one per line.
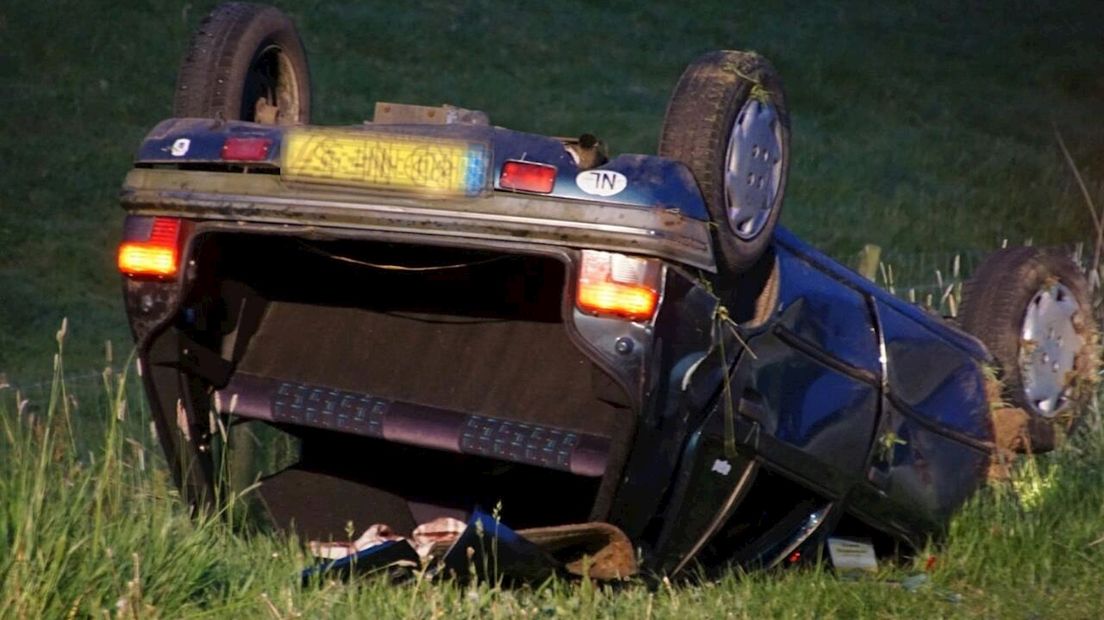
<box><xmin>576</xmin><ymin>250</ymin><xmax>661</xmax><ymax>321</ymax></box>
<box><xmin>222</xmin><ymin>137</ymin><xmax>272</xmax><ymax>161</ymax></box>
<box><xmin>499</xmin><ymin>160</ymin><xmax>556</xmax><ymax>193</ymax></box>
<box><xmin>118</xmin><ymin>217</ymin><xmax>182</xmax><ymax>278</ymax></box>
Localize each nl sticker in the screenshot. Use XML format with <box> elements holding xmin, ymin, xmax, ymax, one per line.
<box><xmin>576</xmin><ymin>170</ymin><xmax>627</xmax><ymax>197</ymax></box>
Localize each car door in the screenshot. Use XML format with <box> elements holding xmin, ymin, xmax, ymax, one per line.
<box><xmin>730</xmin><ymin>241</ymin><xmax>883</xmax><ymax>496</ymax></box>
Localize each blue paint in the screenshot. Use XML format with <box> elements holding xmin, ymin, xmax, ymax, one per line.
<box><xmin>134</xmin><ymin>117</ymin><xmax>709</xmax><ymax>220</ymax></box>
<box><xmin>299</xmin><ymin>539</ymin><xmax>418</xmax><ymax>584</ymax></box>
<box><xmin>463</xmin><ymin>144</ymin><xmax>489</xmax><ymax>196</ymax></box>
<box><xmin>775</xmin><ymin>244</ymin><xmax>882</xmax><ymax>377</ymax></box>
<box><xmin>774</xmin><ymin>227</ymin><xmax>990</xmax><ymax>361</ymax></box>
<box><xmin>878</xmin><ymin>302</ymin><xmax>992</xmax><ymax>439</ymax></box>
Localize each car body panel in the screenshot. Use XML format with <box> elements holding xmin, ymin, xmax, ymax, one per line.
<box><xmin>878</xmin><ymin>302</ymin><xmax>993</xmax><ymax>441</ymax></box>
<box><xmin>119</xmin><ymin>117</ymin><xmax>1000</xmax><ymax>576</ymax></box>
<box><xmin>135</xmin><ymin>118</ymin><xmax>711</xmax><ymax>219</ymax></box>
<box><xmin>121</xmin><ymin>167</ymin><xmax>716</xmax><ymax>271</ymax></box>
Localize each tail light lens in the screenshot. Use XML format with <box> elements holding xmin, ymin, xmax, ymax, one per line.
<box><xmin>500</xmin><ymin>160</ymin><xmax>557</xmax><ymax>193</ymax></box>
<box><xmin>576</xmin><ymin>250</ymin><xmax>662</xmax><ymax>321</ymax></box>
<box><xmin>118</xmin><ymin>217</ymin><xmax>182</xmax><ymax>278</ymax></box>
<box><xmin>221</xmin><ymin>137</ymin><xmax>272</xmax><ymax>161</ymax></box>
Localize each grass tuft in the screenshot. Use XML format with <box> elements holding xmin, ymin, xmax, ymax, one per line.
<box><xmin>2</xmin><ymin>324</ymin><xmax>1103</xmax><ymax>617</ymax></box>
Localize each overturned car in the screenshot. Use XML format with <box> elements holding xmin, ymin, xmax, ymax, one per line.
<box><xmin>118</xmin><ymin>3</ymin><xmax>1098</xmax><ymax>580</ymax></box>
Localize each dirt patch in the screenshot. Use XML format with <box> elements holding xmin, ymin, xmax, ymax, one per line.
<box><xmin>986</xmin><ymin>374</ymin><xmax>1031</xmax><ymax>481</ymax></box>
<box><xmin>984</xmin><ymin>373</ymin><xmax>1079</xmax><ymax>482</ymax></box>
<box><xmin>988</xmin><ymin>406</ymin><xmax>1028</xmax><ymax>482</ymax></box>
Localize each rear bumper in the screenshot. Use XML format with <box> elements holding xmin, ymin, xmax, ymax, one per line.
<box><xmin>120</xmin><ymin>168</ymin><xmax>717</xmax><ymax>271</ymax></box>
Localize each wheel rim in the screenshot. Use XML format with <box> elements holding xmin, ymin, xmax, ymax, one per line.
<box><xmin>723</xmin><ymin>98</ymin><xmax>784</xmax><ymax>239</ymax></box>
<box><xmin>242</xmin><ymin>44</ymin><xmax>301</xmax><ymax>124</ymax></box>
<box><xmin>1020</xmin><ymin>282</ymin><xmax>1084</xmax><ymax>417</ymax></box>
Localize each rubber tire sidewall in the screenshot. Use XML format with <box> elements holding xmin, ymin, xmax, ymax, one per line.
<box><xmin>659</xmin><ymin>51</ymin><xmax>791</xmax><ymax>280</ymax></box>
<box><xmin>959</xmin><ymin>246</ymin><xmax>1097</xmax><ymax>452</ymax></box>
<box><xmin>173</xmin><ymin>2</ymin><xmax>312</xmax><ymax>124</ymax></box>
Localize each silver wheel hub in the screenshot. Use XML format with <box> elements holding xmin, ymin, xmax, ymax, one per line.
<box><xmin>1020</xmin><ymin>282</ymin><xmax>1083</xmax><ymax>417</ymax></box>
<box><xmin>723</xmin><ymin>98</ymin><xmax>783</xmax><ymax>239</ymax></box>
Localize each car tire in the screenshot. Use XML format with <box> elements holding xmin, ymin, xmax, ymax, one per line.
<box><xmin>959</xmin><ymin>246</ymin><xmax>1099</xmax><ymax>452</ymax></box>
<box><xmin>174</xmin><ymin>2</ymin><xmax>311</xmax><ymax>124</ymax></box>
<box><xmin>659</xmin><ymin>51</ymin><xmax>790</xmax><ymax>278</ymax></box>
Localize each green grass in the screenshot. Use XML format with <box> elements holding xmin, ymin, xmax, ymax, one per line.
<box><xmin>2</xmin><ymin>0</ymin><xmax>1103</xmax><ymax>378</ymax></box>
<box><xmin>2</xmin><ymin>349</ymin><xmax>1103</xmax><ymax>618</ymax></box>
<box><xmin>3</xmin><ymin>1</ymin><xmax>1104</xmax><ymax>617</ymax></box>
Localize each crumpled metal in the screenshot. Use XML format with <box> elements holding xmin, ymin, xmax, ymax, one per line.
<box><xmin>301</xmin><ymin>510</ymin><xmax>637</xmax><ymax>585</ymax></box>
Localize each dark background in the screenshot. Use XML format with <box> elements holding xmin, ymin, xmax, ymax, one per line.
<box><xmin>2</xmin><ymin>0</ymin><xmax>1102</xmax><ymax>380</ymax></box>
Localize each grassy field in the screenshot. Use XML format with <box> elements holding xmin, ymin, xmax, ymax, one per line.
<box><xmin>2</xmin><ymin>354</ymin><xmax>1103</xmax><ymax>618</ymax></box>
<box><xmin>2</xmin><ymin>0</ymin><xmax>1104</xmax><ymax>617</ymax></box>
<box><xmin>2</xmin><ymin>0</ymin><xmax>1104</xmax><ymax>378</ymax></box>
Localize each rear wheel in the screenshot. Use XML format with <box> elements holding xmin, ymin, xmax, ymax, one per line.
<box><xmin>659</xmin><ymin>51</ymin><xmax>790</xmax><ymax>278</ymax></box>
<box><xmin>959</xmin><ymin>247</ymin><xmax>1099</xmax><ymax>452</ymax></box>
<box><xmin>174</xmin><ymin>2</ymin><xmax>311</xmax><ymax>124</ymax></box>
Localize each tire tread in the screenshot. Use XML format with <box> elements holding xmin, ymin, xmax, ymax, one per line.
<box><xmin>173</xmin><ymin>2</ymin><xmax>310</xmax><ymax>122</ymax></box>
<box><xmin>959</xmin><ymin>246</ymin><xmax>1096</xmax><ymax>451</ymax></box>
<box><xmin>658</xmin><ymin>51</ymin><xmax>790</xmax><ymax>278</ymax></box>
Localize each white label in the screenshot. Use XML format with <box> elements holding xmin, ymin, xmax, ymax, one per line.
<box><xmin>711</xmin><ymin>459</ymin><xmax>732</xmax><ymax>476</ymax></box>
<box><xmin>170</xmin><ymin>138</ymin><xmax>191</xmax><ymax>157</ymax></box>
<box><xmin>576</xmin><ymin>170</ymin><xmax>627</xmax><ymax>197</ymax></box>
<box><xmin>827</xmin><ymin>537</ymin><xmax>878</xmax><ymax>571</ymax></box>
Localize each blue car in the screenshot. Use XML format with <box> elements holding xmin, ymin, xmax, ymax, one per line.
<box><xmin>117</xmin><ymin>3</ymin><xmax>1097</xmax><ymax>580</ymax></box>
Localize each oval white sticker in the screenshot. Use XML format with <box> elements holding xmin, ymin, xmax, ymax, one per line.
<box><xmin>170</xmin><ymin>138</ymin><xmax>191</xmax><ymax>157</ymax></box>
<box><xmin>575</xmin><ymin>170</ymin><xmax>627</xmax><ymax>197</ymax></box>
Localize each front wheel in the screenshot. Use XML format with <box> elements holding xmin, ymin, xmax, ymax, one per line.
<box><xmin>959</xmin><ymin>246</ymin><xmax>1099</xmax><ymax>452</ymax></box>
<box><xmin>659</xmin><ymin>51</ymin><xmax>790</xmax><ymax>278</ymax></box>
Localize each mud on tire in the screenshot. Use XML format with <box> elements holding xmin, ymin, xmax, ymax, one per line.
<box><xmin>959</xmin><ymin>246</ymin><xmax>1099</xmax><ymax>452</ymax></box>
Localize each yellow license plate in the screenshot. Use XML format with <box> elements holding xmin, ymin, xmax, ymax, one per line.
<box><xmin>282</xmin><ymin>129</ymin><xmax>489</xmax><ymax>196</ymax></box>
